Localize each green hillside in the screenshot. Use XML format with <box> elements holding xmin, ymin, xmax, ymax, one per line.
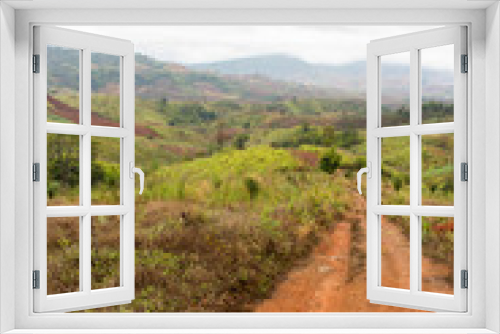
<box><xmin>45</xmin><ymin>47</ymin><xmax>454</xmax><ymax>312</ymax></box>
<box><xmin>47</xmin><ymin>48</ymin><xmax>345</xmax><ymax>102</ymax></box>
<box><xmin>46</xmin><ymin>89</ymin><xmax>454</xmax><ymax>312</ymax></box>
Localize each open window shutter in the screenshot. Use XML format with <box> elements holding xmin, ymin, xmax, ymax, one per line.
<box><xmin>365</xmin><ymin>26</ymin><xmax>467</xmax><ymax>312</ymax></box>
<box><xmin>33</xmin><ymin>26</ymin><xmax>135</xmax><ymax>312</ymax></box>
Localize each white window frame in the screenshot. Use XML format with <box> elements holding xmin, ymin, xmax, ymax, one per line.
<box><xmin>366</xmin><ymin>26</ymin><xmax>467</xmax><ymax>312</ymax></box>
<box><xmin>2</xmin><ymin>5</ymin><xmax>497</xmax><ymax>334</ymax></box>
<box><xmin>33</xmin><ymin>26</ymin><xmax>136</xmax><ymax>313</ymax></box>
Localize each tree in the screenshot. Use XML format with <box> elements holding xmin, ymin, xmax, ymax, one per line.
<box><xmin>233</xmin><ymin>134</ymin><xmax>249</xmax><ymax>150</ymax></box>
<box><xmin>244</xmin><ymin>177</ymin><xmax>260</xmax><ymax>200</ymax></box>
<box><xmin>319</xmin><ymin>147</ymin><xmax>342</xmax><ymax>174</ymax></box>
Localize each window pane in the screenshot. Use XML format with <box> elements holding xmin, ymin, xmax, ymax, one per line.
<box><xmin>47</xmin><ymin>133</ymin><xmax>80</xmax><ymax>206</ymax></box>
<box><xmin>421</xmin><ymin>133</ymin><xmax>454</xmax><ymax>206</ymax></box>
<box><xmin>421</xmin><ymin>45</ymin><xmax>454</xmax><ymax>124</ymax></box>
<box><xmin>421</xmin><ymin>217</ymin><xmax>454</xmax><ymax>294</ymax></box>
<box><xmin>381</xmin><ymin>136</ymin><xmax>410</xmax><ymax>205</ymax></box>
<box><xmin>91</xmin><ymin>137</ymin><xmax>120</xmax><ymax>205</ymax></box>
<box><xmin>381</xmin><ymin>215</ymin><xmax>410</xmax><ymax>290</ymax></box>
<box><xmin>47</xmin><ymin>45</ymin><xmax>80</xmax><ymax>124</ymax></box>
<box><xmin>381</xmin><ymin>52</ymin><xmax>410</xmax><ymax>127</ymax></box>
<box><xmin>91</xmin><ymin>52</ymin><xmax>121</xmax><ymax>127</ymax></box>
<box><xmin>47</xmin><ymin>217</ymin><xmax>80</xmax><ymax>295</ymax></box>
<box><xmin>92</xmin><ymin>215</ymin><xmax>121</xmax><ymax>290</ymax></box>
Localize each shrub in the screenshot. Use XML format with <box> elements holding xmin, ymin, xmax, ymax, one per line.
<box><xmin>270</xmin><ymin>125</ymin><xmax>324</xmax><ymax>148</ymax></box>
<box><xmin>393</xmin><ymin>177</ymin><xmax>403</xmax><ymax>191</ymax></box>
<box><xmin>244</xmin><ymin>177</ymin><xmax>260</xmax><ymax>200</ymax></box>
<box><xmin>168</xmin><ymin>102</ymin><xmax>217</xmax><ymax>125</ymax></box>
<box><xmin>91</xmin><ymin>161</ymin><xmax>119</xmax><ymax>187</ymax></box>
<box><xmin>337</xmin><ymin>128</ymin><xmax>360</xmax><ymax>149</ymax></box>
<box><xmin>47</xmin><ymin>134</ymin><xmax>79</xmax><ymax>189</ymax></box>
<box><xmin>319</xmin><ymin>147</ymin><xmax>342</xmax><ymax>174</ymax></box>
<box><xmin>233</xmin><ymin>134</ymin><xmax>250</xmax><ymax>150</ymax></box>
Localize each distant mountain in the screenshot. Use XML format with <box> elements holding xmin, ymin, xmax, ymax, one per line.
<box><xmin>47</xmin><ymin>49</ymin><xmax>452</xmax><ymax>104</ymax></box>
<box><xmin>47</xmin><ymin>48</ymin><xmax>350</xmax><ymax>103</ymax></box>
<box><xmin>191</xmin><ymin>54</ymin><xmax>454</xmax><ymax>102</ymax></box>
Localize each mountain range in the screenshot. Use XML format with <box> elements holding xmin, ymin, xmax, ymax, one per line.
<box><xmin>48</xmin><ymin>49</ymin><xmax>348</xmax><ymax>102</ymax></box>
<box><xmin>47</xmin><ymin>48</ymin><xmax>453</xmax><ymax>103</ymax></box>
<box><xmin>191</xmin><ymin>54</ymin><xmax>453</xmax><ymax>102</ymax></box>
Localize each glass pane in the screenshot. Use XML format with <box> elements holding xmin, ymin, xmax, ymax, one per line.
<box><xmin>47</xmin><ymin>45</ymin><xmax>80</xmax><ymax>124</ymax></box>
<box><xmin>47</xmin><ymin>133</ymin><xmax>80</xmax><ymax>206</ymax></box>
<box><xmin>47</xmin><ymin>217</ymin><xmax>80</xmax><ymax>295</ymax></box>
<box><xmin>91</xmin><ymin>52</ymin><xmax>121</xmax><ymax>127</ymax></box>
<box><xmin>422</xmin><ymin>134</ymin><xmax>454</xmax><ymax>206</ymax></box>
<box><xmin>91</xmin><ymin>215</ymin><xmax>121</xmax><ymax>290</ymax></box>
<box><xmin>381</xmin><ymin>215</ymin><xmax>410</xmax><ymax>290</ymax></box>
<box><xmin>381</xmin><ymin>136</ymin><xmax>410</xmax><ymax>205</ymax></box>
<box><xmin>421</xmin><ymin>217</ymin><xmax>454</xmax><ymax>294</ymax></box>
<box><xmin>91</xmin><ymin>137</ymin><xmax>120</xmax><ymax>205</ymax></box>
<box><xmin>421</xmin><ymin>45</ymin><xmax>454</xmax><ymax>124</ymax></box>
<box><xmin>381</xmin><ymin>52</ymin><xmax>410</xmax><ymax>127</ymax></box>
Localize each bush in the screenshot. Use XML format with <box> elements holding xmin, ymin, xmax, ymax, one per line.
<box><xmin>244</xmin><ymin>177</ymin><xmax>260</xmax><ymax>200</ymax></box>
<box><xmin>46</xmin><ymin>134</ymin><xmax>79</xmax><ymax>199</ymax></box>
<box><xmin>270</xmin><ymin>125</ymin><xmax>324</xmax><ymax>148</ymax></box>
<box><xmin>337</xmin><ymin>128</ymin><xmax>360</xmax><ymax>149</ymax></box>
<box><xmin>91</xmin><ymin>161</ymin><xmax>120</xmax><ymax>187</ymax></box>
<box><xmin>233</xmin><ymin>134</ymin><xmax>250</xmax><ymax>150</ymax></box>
<box><xmin>319</xmin><ymin>147</ymin><xmax>342</xmax><ymax>174</ymax></box>
<box><xmin>168</xmin><ymin>103</ymin><xmax>217</xmax><ymax>125</ymax></box>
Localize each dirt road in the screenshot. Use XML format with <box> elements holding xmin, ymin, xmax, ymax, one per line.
<box><xmin>255</xmin><ymin>194</ymin><xmax>453</xmax><ymax>312</ymax></box>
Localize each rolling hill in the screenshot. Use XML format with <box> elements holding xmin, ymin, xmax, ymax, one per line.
<box><xmin>47</xmin><ymin>48</ymin><xmax>350</xmax><ymax>103</ymax></box>
<box><xmin>48</xmin><ymin>48</ymin><xmax>453</xmax><ymax>112</ymax></box>
<box><xmin>191</xmin><ymin>54</ymin><xmax>453</xmax><ymax>102</ymax></box>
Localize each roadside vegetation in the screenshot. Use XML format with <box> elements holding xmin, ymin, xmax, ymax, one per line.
<box><xmin>46</xmin><ymin>93</ymin><xmax>454</xmax><ymax>312</ymax></box>
<box><xmin>45</xmin><ymin>50</ymin><xmax>454</xmax><ymax>311</ymax></box>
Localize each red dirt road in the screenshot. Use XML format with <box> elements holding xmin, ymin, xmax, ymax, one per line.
<box><xmin>255</xmin><ymin>194</ymin><xmax>453</xmax><ymax>312</ymax></box>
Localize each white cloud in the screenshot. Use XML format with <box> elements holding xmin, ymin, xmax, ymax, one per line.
<box><xmin>62</xmin><ymin>25</ymin><xmax>451</xmax><ymax>69</ymax></box>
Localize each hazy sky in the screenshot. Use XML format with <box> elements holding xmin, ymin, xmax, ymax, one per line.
<box><xmin>63</xmin><ymin>25</ymin><xmax>451</xmax><ymax>68</ymax></box>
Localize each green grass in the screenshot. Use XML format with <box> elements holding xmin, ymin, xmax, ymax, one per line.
<box><xmin>45</xmin><ymin>95</ymin><xmax>454</xmax><ymax>312</ymax></box>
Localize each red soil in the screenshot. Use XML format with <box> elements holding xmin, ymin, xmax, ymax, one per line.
<box><xmin>47</xmin><ymin>95</ymin><xmax>160</xmax><ymax>138</ymax></box>
<box><xmin>432</xmin><ymin>222</ymin><xmax>454</xmax><ymax>233</ymax></box>
<box><xmin>291</xmin><ymin>149</ymin><xmax>320</xmax><ymax>168</ymax></box>
<box><xmin>255</xmin><ymin>195</ymin><xmax>453</xmax><ymax>312</ymax></box>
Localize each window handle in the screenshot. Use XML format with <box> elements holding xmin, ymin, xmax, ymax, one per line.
<box><xmin>129</xmin><ymin>162</ymin><xmax>145</xmax><ymax>195</ymax></box>
<box><xmin>357</xmin><ymin>162</ymin><xmax>371</xmax><ymax>195</ymax></box>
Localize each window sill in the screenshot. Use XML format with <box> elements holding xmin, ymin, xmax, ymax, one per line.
<box><xmin>4</xmin><ymin>329</ymin><xmax>498</xmax><ymax>334</ymax></box>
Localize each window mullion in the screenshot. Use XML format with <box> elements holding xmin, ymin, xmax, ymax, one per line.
<box><xmin>82</xmin><ymin>48</ymin><xmax>91</xmax><ymax>208</ymax></box>
<box><xmin>78</xmin><ymin>48</ymin><xmax>84</xmax><ymax>293</ymax></box>
<box><xmin>409</xmin><ymin>47</ymin><xmax>420</xmax><ymax>294</ymax></box>
<box><xmin>82</xmin><ymin>47</ymin><xmax>92</xmax><ymax>294</ymax></box>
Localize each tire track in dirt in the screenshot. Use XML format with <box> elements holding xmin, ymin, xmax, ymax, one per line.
<box><xmin>255</xmin><ymin>192</ymin><xmax>453</xmax><ymax>312</ymax></box>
